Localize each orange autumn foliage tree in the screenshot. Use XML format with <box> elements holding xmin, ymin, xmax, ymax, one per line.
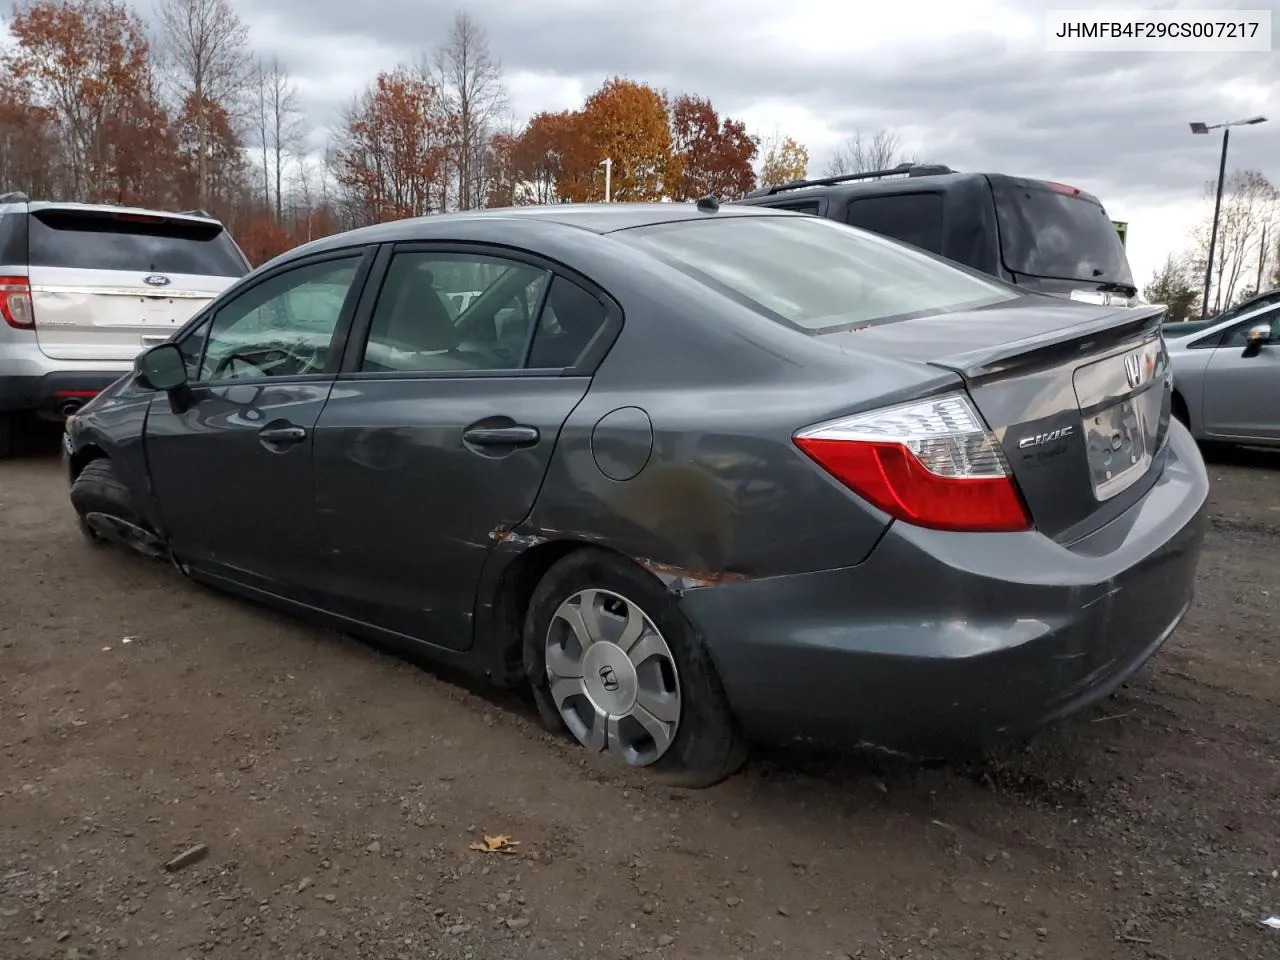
<box><xmin>173</xmin><ymin>94</ymin><xmax>246</xmax><ymax>212</ymax></box>
<box><xmin>0</xmin><ymin>79</ymin><xmax>59</xmax><ymax>199</ymax></box>
<box><xmin>759</xmin><ymin>135</ymin><xmax>810</xmax><ymax>187</ymax></box>
<box><xmin>332</xmin><ymin>67</ymin><xmax>451</xmax><ymax>224</ymax></box>
<box><xmin>668</xmin><ymin>94</ymin><xmax>758</xmax><ymax>201</ymax></box>
<box><xmin>557</xmin><ymin>77</ymin><xmax>677</xmax><ymax>203</ymax></box>
<box><xmin>236</xmin><ymin>212</ymin><xmax>293</xmax><ymax>266</ymax></box>
<box><xmin>3</xmin><ymin>0</ymin><xmax>174</xmax><ymax>203</ymax></box>
<box><xmin>487</xmin><ymin>111</ymin><xmax>581</xmax><ymax>205</ymax></box>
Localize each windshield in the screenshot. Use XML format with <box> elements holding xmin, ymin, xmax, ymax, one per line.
<box><xmin>29</xmin><ymin>209</ymin><xmax>249</xmax><ymax>277</ymax></box>
<box><xmin>618</xmin><ymin>214</ymin><xmax>1019</xmax><ymax>333</ymax></box>
<box><xmin>992</xmin><ymin>182</ymin><xmax>1134</xmax><ymax>288</ymax></box>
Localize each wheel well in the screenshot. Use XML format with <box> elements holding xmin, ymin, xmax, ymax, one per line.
<box><xmin>69</xmin><ymin>444</ymin><xmax>107</xmax><ymax>481</ymax></box>
<box><xmin>1171</xmin><ymin>389</ymin><xmax>1190</xmax><ymax>426</ymax></box>
<box><xmin>487</xmin><ymin>538</ymin><xmax>638</xmax><ymax>686</ymax></box>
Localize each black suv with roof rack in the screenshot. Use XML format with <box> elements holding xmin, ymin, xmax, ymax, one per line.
<box><xmin>735</xmin><ymin>163</ymin><xmax>1137</xmax><ymax>306</ymax></box>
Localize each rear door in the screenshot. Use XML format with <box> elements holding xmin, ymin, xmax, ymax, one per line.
<box><xmin>988</xmin><ymin>176</ymin><xmax>1137</xmax><ymax>305</ymax></box>
<box><xmin>312</xmin><ymin>244</ymin><xmax>619</xmax><ymax>651</ymax></box>
<box><xmin>26</xmin><ymin>206</ymin><xmax>249</xmax><ymax>362</ymax></box>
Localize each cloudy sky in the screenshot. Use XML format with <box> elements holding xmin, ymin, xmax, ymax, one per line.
<box><xmin>227</xmin><ymin>0</ymin><xmax>1278</xmax><ymax>288</ymax></box>
<box><xmin>9</xmin><ymin>0</ymin><xmax>1274</xmax><ymax>286</ymax></box>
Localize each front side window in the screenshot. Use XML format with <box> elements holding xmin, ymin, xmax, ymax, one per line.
<box><xmin>198</xmin><ymin>256</ymin><xmax>361</xmax><ymax>382</ymax></box>
<box><xmin>1223</xmin><ymin>304</ymin><xmax>1280</xmax><ymax>347</ymax></box>
<box><xmin>360</xmin><ymin>251</ymin><xmax>551</xmax><ymax>373</ymax></box>
<box><xmin>618</xmin><ymin>214</ymin><xmax>1017</xmax><ymax>334</ymax></box>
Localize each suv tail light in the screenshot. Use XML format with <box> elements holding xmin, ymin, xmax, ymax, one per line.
<box><xmin>794</xmin><ymin>393</ymin><xmax>1031</xmax><ymax>533</ymax></box>
<box><xmin>0</xmin><ymin>276</ymin><xmax>34</xmax><ymax>329</ymax></box>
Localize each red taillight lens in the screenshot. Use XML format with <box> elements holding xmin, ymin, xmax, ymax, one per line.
<box><xmin>0</xmin><ymin>276</ymin><xmax>34</xmax><ymax>329</ymax></box>
<box><xmin>794</xmin><ymin>393</ymin><xmax>1031</xmax><ymax>533</ymax></box>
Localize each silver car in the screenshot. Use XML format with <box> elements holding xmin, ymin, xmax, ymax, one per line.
<box><xmin>0</xmin><ymin>193</ymin><xmax>251</xmax><ymax>458</ymax></box>
<box><xmin>1165</xmin><ymin>301</ymin><xmax>1280</xmax><ymax>447</ymax></box>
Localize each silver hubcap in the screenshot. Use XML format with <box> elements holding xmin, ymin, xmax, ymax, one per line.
<box><xmin>545</xmin><ymin>588</ymin><xmax>681</xmax><ymax>766</ymax></box>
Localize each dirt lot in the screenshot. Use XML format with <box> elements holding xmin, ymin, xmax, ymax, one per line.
<box><xmin>1</xmin><ymin>426</ymin><xmax>1277</xmax><ymax>960</ymax></box>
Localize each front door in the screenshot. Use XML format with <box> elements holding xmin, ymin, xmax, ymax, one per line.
<box><xmin>1201</xmin><ymin>306</ymin><xmax>1280</xmax><ymax>442</ymax></box>
<box><xmin>145</xmin><ymin>250</ymin><xmax>372</xmax><ymax>598</ymax></box>
<box><xmin>312</xmin><ymin>246</ymin><xmax>616</xmax><ymax>650</ymax></box>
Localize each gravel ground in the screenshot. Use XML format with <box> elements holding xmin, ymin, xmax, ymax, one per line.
<box><xmin>1</xmin><ymin>426</ymin><xmax>1277</xmax><ymax>960</ymax></box>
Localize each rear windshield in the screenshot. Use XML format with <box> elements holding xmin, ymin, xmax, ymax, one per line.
<box><xmin>993</xmin><ymin>183</ymin><xmax>1134</xmax><ymax>287</ymax></box>
<box><xmin>29</xmin><ymin>209</ymin><xmax>249</xmax><ymax>277</ymax></box>
<box><xmin>618</xmin><ymin>214</ymin><xmax>1018</xmax><ymax>333</ymax></box>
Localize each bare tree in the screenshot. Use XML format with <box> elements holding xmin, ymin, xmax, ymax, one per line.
<box><xmin>824</xmin><ymin>127</ymin><xmax>914</xmax><ymax>177</ymax></box>
<box><xmin>432</xmin><ymin>12</ymin><xmax>508</xmax><ymax>210</ymax></box>
<box><xmin>1190</xmin><ymin>169</ymin><xmax>1279</xmax><ymax>311</ymax></box>
<box><xmin>156</xmin><ymin>0</ymin><xmax>250</xmax><ymax>209</ymax></box>
<box><xmin>252</xmin><ymin>55</ymin><xmax>307</xmax><ymax>221</ymax></box>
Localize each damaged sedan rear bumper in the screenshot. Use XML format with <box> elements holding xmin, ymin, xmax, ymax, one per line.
<box><xmin>678</xmin><ymin>422</ymin><xmax>1210</xmax><ymax>757</ymax></box>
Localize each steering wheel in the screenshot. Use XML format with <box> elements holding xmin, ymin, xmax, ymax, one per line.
<box><xmin>211</xmin><ymin>344</ymin><xmax>319</xmax><ymax>381</ymax></box>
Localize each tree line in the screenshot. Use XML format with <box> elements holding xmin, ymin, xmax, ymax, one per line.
<box><xmin>1144</xmin><ymin>169</ymin><xmax>1279</xmax><ymax>320</ymax></box>
<box><xmin>4</xmin><ymin>0</ymin><xmax>914</xmax><ymax>265</ymax></box>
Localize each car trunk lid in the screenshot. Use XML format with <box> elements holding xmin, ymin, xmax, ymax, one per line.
<box><xmin>819</xmin><ymin>301</ymin><xmax>1171</xmax><ymax>542</ymax></box>
<box><xmin>26</xmin><ymin>206</ymin><xmax>247</xmax><ymax>362</ymax></box>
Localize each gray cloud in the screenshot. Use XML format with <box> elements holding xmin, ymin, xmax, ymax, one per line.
<box><xmin>236</xmin><ymin>0</ymin><xmax>1280</xmax><ymax>206</ymax></box>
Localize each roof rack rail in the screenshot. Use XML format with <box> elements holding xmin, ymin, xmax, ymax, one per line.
<box><xmin>746</xmin><ymin>162</ymin><xmax>956</xmax><ymax>198</ymax></box>
<box><xmin>0</xmin><ymin>190</ymin><xmax>30</xmax><ymax>204</ymax></box>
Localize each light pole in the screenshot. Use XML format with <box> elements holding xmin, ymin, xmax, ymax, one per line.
<box><xmin>1189</xmin><ymin>115</ymin><xmax>1267</xmax><ymax>318</ymax></box>
<box><xmin>600</xmin><ymin>158</ymin><xmax>612</xmax><ymax>203</ymax></box>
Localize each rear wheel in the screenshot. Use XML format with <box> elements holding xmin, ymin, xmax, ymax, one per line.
<box><xmin>69</xmin><ymin>458</ymin><xmax>162</xmax><ymax>556</ymax></box>
<box><xmin>523</xmin><ymin>548</ymin><xmax>747</xmax><ymax>788</ymax></box>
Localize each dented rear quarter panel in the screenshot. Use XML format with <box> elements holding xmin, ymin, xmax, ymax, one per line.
<box><xmin>499</xmin><ymin>240</ymin><xmax>961</xmax><ymax>585</ymax></box>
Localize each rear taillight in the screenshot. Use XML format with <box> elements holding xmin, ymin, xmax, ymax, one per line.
<box><xmin>0</xmin><ymin>276</ymin><xmax>34</xmax><ymax>329</ymax></box>
<box><xmin>793</xmin><ymin>393</ymin><xmax>1031</xmax><ymax>533</ymax></box>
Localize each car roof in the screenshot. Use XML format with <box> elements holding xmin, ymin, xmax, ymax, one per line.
<box><xmin>23</xmin><ymin>200</ymin><xmax>224</xmax><ymax>226</ymax></box>
<box><xmin>288</xmin><ymin>202</ymin><xmax>798</xmax><ymax>258</ymax></box>
<box><xmin>739</xmin><ymin>168</ymin><xmax>1105</xmax><ymax>209</ymax></box>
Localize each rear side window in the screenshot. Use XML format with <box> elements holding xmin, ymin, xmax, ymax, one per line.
<box><xmin>620</xmin><ymin>215</ymin><xmax>1017</xmax><ymax>334</ymax></box>
<box><xmin>992</xmin><ymin>183</ymin><xmax>1133</xmax><ymax>287</ymax></box>
<box><xmin>771</xmin><ymin>200</ymin><xmax>821</xmax><ymax>215</ymax></box>
<box><xmin>845</xmin><ymin>193</ymin><xmax>945</xmax><ymax>254</ymax></box>
<box><xmin>527</xmin><ymin>277</ymin><xmax>609</xmax><ymax>368</ymax></box>
<box><xmin>28</xmin><ymin>209</ymin><xmax>249</xmax><ymax>277</ymax></box>
<box><xmin>0</xmin><ymin>211</ymin><xmax>27</xmax><ymax>266</ymax></box>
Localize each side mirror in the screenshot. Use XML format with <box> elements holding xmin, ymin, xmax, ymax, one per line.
<box><xmin>135</xmin><ymin>343</ymin><xmax>188</xmax><ymax>391</ymax></box>
<box><xmin>1245</xmin><ymin>323</ymin><xmax>1271</xmax><ymax>346</ymax></box>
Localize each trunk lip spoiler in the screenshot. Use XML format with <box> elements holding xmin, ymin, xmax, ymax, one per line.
<box><xmin>926</xmin><ymin>304</ymin><xmax>1167</xmax><ymax>381</ymax></box>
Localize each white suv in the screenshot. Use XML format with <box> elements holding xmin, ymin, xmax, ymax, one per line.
<box><xmin>0</xmin><ymin>193</ymin><xmax>252</xmax><ymax>457</ymax></box>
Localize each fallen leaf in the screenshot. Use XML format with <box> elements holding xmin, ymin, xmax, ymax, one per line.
<box><xmin>469</xmin><ymin>834</ymin><xmax>520</xmax><ymax>854</ymax></box>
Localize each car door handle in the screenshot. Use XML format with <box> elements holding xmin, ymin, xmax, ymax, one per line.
<box><xmin>258</xmin><ymin>424</ymin><xmax>307</xmax><ymax>446</ymax></box>
<box><xmin>462</xmin><ymin>425</ymin><xmax>540</xmax><ymax>447</ymax></box>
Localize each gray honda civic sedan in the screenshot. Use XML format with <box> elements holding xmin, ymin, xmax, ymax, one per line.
<box><xmin>63</xmin><ymin>202</ymin><xmax>1209</xmax><ymax>787</ymax></box>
